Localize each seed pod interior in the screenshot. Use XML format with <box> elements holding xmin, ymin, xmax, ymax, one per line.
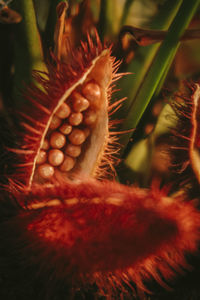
<box><xmin>12</xmin><ymin>35</ymin><xmax>118</xmax><ymax>187</ymax></box>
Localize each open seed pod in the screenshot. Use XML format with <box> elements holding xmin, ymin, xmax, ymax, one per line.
<box><xmin>4</xmin><ymin>10</ymin><xmax>199</xmax><ymax>296</ymax></box>
<box><xmin>10</xmin><ymin>33</ymin><xmax>121</xmax><ymax>187</ymax></box>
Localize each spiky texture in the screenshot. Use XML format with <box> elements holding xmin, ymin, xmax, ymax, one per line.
<box><xmin>170</xmin><ymin>83</ymin><xmax>200</xmax><ymax>196</ymax></box>
<box><xmin>1</xmin><ymin>29</ymin><xmax>200</xmax><ymax>300</ymax></box>
<box><xmin>8</xmin><ymin>32</ymin><xmax>123</xmax><ymax>187</ymax></box>
<box><xmin>0</xmin><ymin>178</ymin><xmax>199</xmax><ymax>299</ymax></box>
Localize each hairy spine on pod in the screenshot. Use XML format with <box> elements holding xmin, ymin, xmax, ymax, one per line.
<box><xmin>3</xmin><ymin>33</ymin><xmax>200</xmax><ymax>299</ymax></box>
<box><xmin>9</xmin><ymin>32</ymin><xmax>122</xmax><ymax>187</ymax></box>
<box><xmin>171</xmin><ymin>83</ymin><xmax>200</xmax><ymax>191</ymax></box>
<box><xmin>2</xmin><ymin>179</ymin><xmax>198</xmax><ymax>298</ymax></box>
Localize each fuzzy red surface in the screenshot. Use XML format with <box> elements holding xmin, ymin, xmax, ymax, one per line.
<box><xmin>3</xmin><ymin>178</ymin><xmax>198</xmax><ymax>297</ymax></box>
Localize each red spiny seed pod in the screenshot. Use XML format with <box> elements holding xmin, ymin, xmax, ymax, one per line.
<box><xmin>8</xmin><ymin>32</ymin><xmax>122</xmax><ymax>188</ymax></box>
<box><xmin>1</xmin><ymin>179</ymin><xmax>199</xmax><ymax>299</ymax></box>
<box><xmin>1</xmin><ymin>21</ymin><xmax>199</xmax><ymax>299</ymax></box>
<box><xmin>171</xmin><ymin>83</ymin><xmax>200</xmax><ymax>194</ymax></box>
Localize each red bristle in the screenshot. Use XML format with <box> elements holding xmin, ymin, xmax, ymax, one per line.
<box><xmin>15</xmin><ymin>162</ymin><xmax>34</xmax><ymax>167</ymax></box>
<box><xmin>108</xmin><ymin>98</ymin><xmax>126</xmax><ymax>112</ymax></box>
<box><xmin>8</xmin><ymin>31</ymin><xmax>122</xmax><ymax>187</ymax></box>
<box><xmin>2</xmin><ymin>178</ymin><xmax>199</xmax><ymax>298</ymax></box>
<box><xmin>27</xmin><ymin>98</ymin><xmax>51</xmax><ymax>116</ymax></box>
<box><xmin>19</xmin><ymin>112</ymin><xmax>46</xmax><ymax>128</ymax></box>
<box><xmin>21</xmin><ymin>123</ymin><xmax>41</xmax><ymax>135</ymax></box>
<box><xmin>8</xmin><ymin>34</ymin><xmax>125</xmax><ymax>187</ymax></box>
<box><xmin>170</xmin><ymin>83</ymin><xmax>200</xmax><ymax>193</ymax></box>
<box><xmin>4</xmin><ymin>28</ymin><xmax>200</xmax><ymax>300</ymax></box>
<box><xmin>7</xmin><ymin>148</ymin><xmax>35</xmax><ymax>155</ymax></box>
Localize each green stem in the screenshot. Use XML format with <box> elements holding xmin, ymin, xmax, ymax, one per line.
<box><xmin>12</xmin><ymin>0</ymin><xmax>47</xmax><ymax>104</ymax></box>
<box><xmin>98</xmin><ymin>0</ymin><xmax>123</xmax><ymax>39</ymax></box>
<box><xmin>120</xmin><ymin>0</ymin><xmax>135</xmax><ymax>26</ymax></box>
<box><xmin>120</xmin><ymin>0</ymin><xmax>200</xmax><ymax>150</ymax></box>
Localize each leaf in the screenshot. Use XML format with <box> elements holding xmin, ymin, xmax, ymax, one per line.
<box><xmin>124</xmin><ymin>104</ymin><xmax>177</xmax><ymax>184</ymax></box>
<box><xmin>117</xmin><ymin>0</ymin><xmax>199</xmax><ymax>152</ymax></box>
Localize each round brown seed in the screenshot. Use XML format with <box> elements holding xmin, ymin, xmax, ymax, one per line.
<box><xmin>68</xmin><ymin>129</ymin><xmax>86</xmax><ymax>145</ymax></box>
<box><xmin>36</xmin><ymin>150</ymin><xmax>47</xmax><ymax>165</ymax></box>
<box><xmin>60</xmin><ymin>156</ymin><xmax>76</xmax><ymax>172</ymax></box>
<box><xmin>59</xmin><ymin>123</ymin><xmax>72</xmax><ymax>135</ymax></box>
<box><xmin>65</xmin><ymin>144</ymin><xmax>81</xmax><ymax>157</ymax></box>
<box><xmin>38</xmin><ymin>163</ymin><xmax>54</xmax><ymax>179</ymax></box>
<box><xmin>83</xmin><ymin>110</ymin><xmax>97</xmax><ymax>125</ymax></box>
<box><xmin>41</xmin><ymin>139</ymin><xmax>49</xmax><ymax>150</ymax></box>
<box><xmin>55</xmin><ymin>103</ymin><xmax>71</xmax><ymax>119</ymax></box>
<box><xmin>82</xmin><ymin>81</ymin><xmax>101</xmax><ymax>103</ymax></box>
<box><xmin>49</xmin><ymin>115</ymin><xmax>62</xmax><ymax>130</ymax></box>
<box><xmin>72</xmin><ymin>92</ymin><xmax>90</xmax><ymax>112</ymax></box>
<box><xmin>69</xmin><ymin>112</ymin><xmax>83</xmax><ymax>126</ymax></box>
<box><xmin>83</xmin><ymin>128</ymin><xmax>90</xmax><ymax>138</ymax></box>
<box><xmin>48</xmin><ymin>149</ymin><xmax>64</xmax><ymax>166</ymax></box>
<box><xmin>50</xmin><ymin>131</ymin><xmax>66</xmax><ymax>149</ymax></box>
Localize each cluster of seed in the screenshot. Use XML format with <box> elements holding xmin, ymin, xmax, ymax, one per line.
<box><xmin>35</xmin><ymin>80</ymin><xmax>101</xmax><ymax>180</ymax></box>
